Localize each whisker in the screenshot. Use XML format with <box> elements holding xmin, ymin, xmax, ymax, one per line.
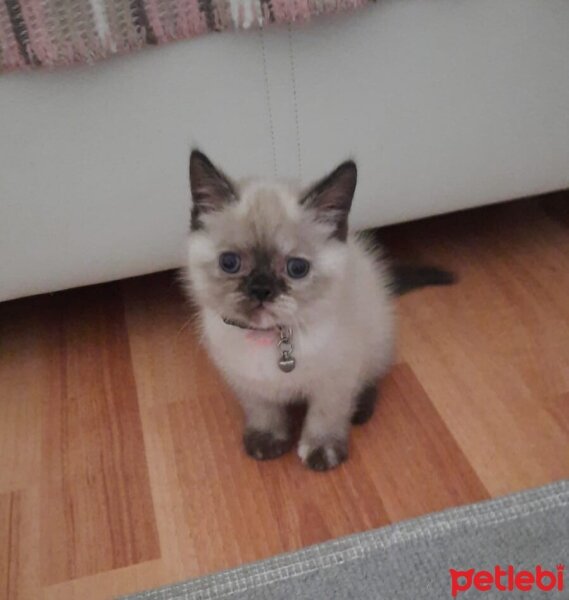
<box><xmin>175</xmin><ymin>310</ymin><xmax>201</xmax><ymax>343</ymax></box>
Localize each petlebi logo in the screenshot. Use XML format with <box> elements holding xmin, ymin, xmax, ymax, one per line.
<box><xmin>449</xmin><ymin>564</ymin><xmax>565</xmax><ymax>597</ymax></box>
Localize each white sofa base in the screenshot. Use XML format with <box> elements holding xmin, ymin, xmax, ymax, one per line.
<box><xmin>1</xmin><ymin>0</ymin><xmax>569</xmax><ymax>301</ymax></box>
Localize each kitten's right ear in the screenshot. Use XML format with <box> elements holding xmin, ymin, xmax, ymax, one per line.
<box><xmin>189</xmin><ymin>150</ymin><xmax>237</xmax><ymax>230</ymax></box>
<box><xmin>300</xmin><ymin>160</ymin><xmax>357</xmax><ymax>241</ymax></box>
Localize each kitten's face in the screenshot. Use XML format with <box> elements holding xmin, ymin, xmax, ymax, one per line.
<box><xmin>187</xmin><ymin>152</ymin><xmax>357</xmax><ymax>328</ymax></box>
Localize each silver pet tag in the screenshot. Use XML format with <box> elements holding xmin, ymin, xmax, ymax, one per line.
<box><xmin>278</xmin><ymin>327</ymin><xmax>296</xmax><ymax>373</ymax></box>
<box><xmin>279</xmin><ymin>353</ymin><xmax>296</xmax><ymax>373</ymax></box>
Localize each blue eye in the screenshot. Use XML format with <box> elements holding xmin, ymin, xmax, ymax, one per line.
<box><xmin>287</xmin><ymin>257</ymin><xmax>310</xmax><ymax>279</ymax></box>
<box><xmin>219</xmin><ymin>252</ymin><xmax>241</xmax><ymax>274</ymax></box>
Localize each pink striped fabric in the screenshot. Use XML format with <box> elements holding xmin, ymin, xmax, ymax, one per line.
<box><xmin>0</xmin><ymin>0</ymin><xmax>370</xmax><ymax>72</ymax></box>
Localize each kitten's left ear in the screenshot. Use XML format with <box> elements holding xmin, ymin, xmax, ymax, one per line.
<box><xmin>300</xmin><ymin>161</ymin><xmax>357</xmax><ymax>241</ymax></box>
<box><xmin>189</xmin><ymin>150</ymin><xmax>237</xmax><ymax>230</ymax></box>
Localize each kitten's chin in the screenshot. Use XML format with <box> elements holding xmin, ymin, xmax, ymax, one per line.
<box><xmin>246</xmin><ymin>305</ymin><xmax>280</xmax><ymax>329</ymax></box>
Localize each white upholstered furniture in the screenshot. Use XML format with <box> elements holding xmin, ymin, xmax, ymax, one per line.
<box><xmin>1</xmin><ymin>0</ymin><xmax>569</xmax><ymax>301</ymax></box>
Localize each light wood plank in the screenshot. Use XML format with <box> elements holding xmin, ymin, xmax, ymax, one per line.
<box><xmin>39</xmin><ymin>287</ymin><xmax>160</xmax><ymax>584</ymax></box>
<box><xmin>43</xmin><ymin>560</ymin><xmax>166</xmax><ymax>600</ymax></box>
<box><xmin>0</xmin><ymin>490</ymin><xmax>39</xmax><ymax>600</ymax></box>
<box><xmin>361</xmin><ymin>364</ymin><xmax>489</xmax><ymax>521</ymax></box>
<box><xmin>0</xmin><ymin>299</ymin><xmax>45</xmax><ymax>494</ymax></box>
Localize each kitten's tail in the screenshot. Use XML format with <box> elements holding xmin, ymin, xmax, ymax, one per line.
<box><xmin>389</xmin><ymin>264</ymin><xmax>456</xmax><ymax>296</ymax></box>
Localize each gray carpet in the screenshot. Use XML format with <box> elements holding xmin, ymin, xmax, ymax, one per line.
<box><xmin>122</xmin><ymin>480</ymin><xmax>568</xmax><ymax>600</ymax></box>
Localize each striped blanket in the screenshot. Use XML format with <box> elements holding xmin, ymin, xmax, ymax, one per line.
<box><xmin>0</xmin><ymin>0</ymin><xmax>368</xmax><ymax>72</ymax></box>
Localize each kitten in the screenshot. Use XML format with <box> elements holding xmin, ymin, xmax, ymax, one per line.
<box><xmin>185</xmin><ymin>150</ymin><xmax>450</xmax><ymax>471</ymax></box>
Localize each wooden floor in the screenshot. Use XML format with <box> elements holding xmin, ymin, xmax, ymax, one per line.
<box><xmin>1</xmin><ymin>193</ymin><xmax>569</xmax><ymax>600</ymax></box>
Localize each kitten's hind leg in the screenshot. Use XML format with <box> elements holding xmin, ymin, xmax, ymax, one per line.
<box><xmin>241</xmin><ymin>400</ymin><xmax>293</xmax><ymax>461</ymax></box>
<box><xmin>351</xmin><ymin>382</ymin><xmax>378</xmax><ymax>425</ymax></box>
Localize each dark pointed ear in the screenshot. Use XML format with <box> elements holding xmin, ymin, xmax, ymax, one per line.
<box><xmin>189</xmin><ymin>150</ymin><xmax>237</xmax><ymax>230</ymax></box>
<box><xmin>300</xmin><ymin>161</ymin><xmax>357</xmax><ymax>241</ymax></box>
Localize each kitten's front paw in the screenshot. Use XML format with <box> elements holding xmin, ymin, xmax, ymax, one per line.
<box><xmin>298</xmin><ymin>440</ymin><xmax>348</xmax><ymax>472</ymax></box>
<box><xmin>243</xmin><ymin>429</ymin><xmax>293</xmax><ymax>461</ymax></box>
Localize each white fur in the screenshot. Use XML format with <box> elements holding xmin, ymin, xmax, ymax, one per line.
<box><xmin>197</xmin><ymin>236</ymin><xmax>393</xmax><ymax>397</ymax></box>
<box><xmin>186</xmin><ymin>174</ymin><xmax>395</xmax><ymax>469</ymax></box>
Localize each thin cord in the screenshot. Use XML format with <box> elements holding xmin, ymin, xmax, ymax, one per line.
<box><xmin>287</xmin><ymin>23</ymin><xmax>302</xmax><ymax>181</ymax></box>
<box><xmin>260</xmin><ymin>27</ymin><xmax>278</xmax><ymax>178</ymax></box>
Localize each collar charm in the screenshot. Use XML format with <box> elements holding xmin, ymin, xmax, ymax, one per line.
<box><xmin>277</xmin><ymin>326</ymin><xmax>296</xmax><ymax>373</ymax></box>
<box><xmin>222</xmin><ymin>317</ymin><xmax>296</xmax><ymax>373</ymax></box>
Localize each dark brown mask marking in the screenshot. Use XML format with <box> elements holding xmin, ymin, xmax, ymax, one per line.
<box><xmin>189</xmin><ymin>150</ymin><xmax>237</xmax><ymax>231</ymax></box>
<box><xmin>238</xmin><ymin>247</ymin><xmax>289</xmax><ymax>303</ymax></box>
